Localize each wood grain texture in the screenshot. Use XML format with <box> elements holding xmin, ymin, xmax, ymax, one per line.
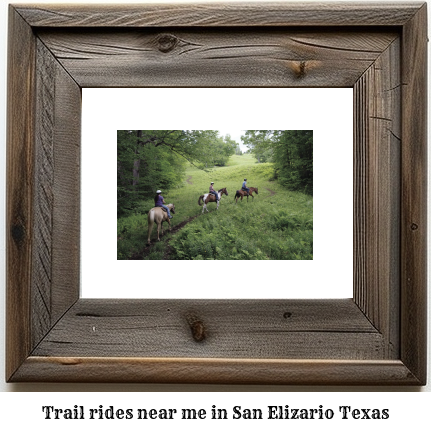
<box><xmin>353</xmin><ymin>38</ymin><xmax>401</xmax><ymax>358</ymax></box>
<box><xmin>32</xmin><ymin>40</ymin><xmax>56</xmax><ymax>347</ymax></box>
<box><xmin>31</xmin><ymin>39</ymin><xmax>81</xmax><ymax>350</ymax></box>
<box><xmin>15</xmin><ymin>2</ymin><xmax>423</xmax><ymax>27</ymax></box>
<box><xmin>50</xmin><ymin>53</ymin><xmax>81</xmax><ymax>324</ymax></box>
<box><xmin>6</xmin><ymin>2</ymin><xmax>427</xmax><ymax>385</ymax></box>
<box><xmin>32</xmin><ymin>299</ymin><xmax>383</xmax><ymax>359</ymax></box>
<box><xmin>37</xmin><ymin>29</ymin><xmax>398</xmax><ymax>88</ymax></box>
<box><xmin>6</xmin><ymin>7</ymin><xmax>36</xmax><ymax>381</ymax></box>
<box><xmin>11</xmin><ymin>357</ymin><xmax>420</xmax><ymax>385</ymax></box>
<box><xmin>400</xmin><ymin>3</ymin><xmax>428</xmax><ymax>384</ymax></box>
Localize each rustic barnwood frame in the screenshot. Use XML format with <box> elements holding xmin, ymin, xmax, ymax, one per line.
<box><xmin>6</xmin><ymin>2</ymin><xmax>427</xmax><ymax>384</ymax></box>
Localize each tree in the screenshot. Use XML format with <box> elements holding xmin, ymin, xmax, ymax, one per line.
<box><xmin>272</xmin><ymin>130</ymin><xmax>313</xmax><ymax>194</ymax></box>
<box><xmin>223</xmin><ymin>134</ymin><xmax>240</xmax><ymax>156</ymax></box>
<box><xmin>241</xmin><ymin>130</ymin><xmax>273</xmax><ymax>163</ymax></box>
<box><xmin>241</xmin><ymin>130</ymin><xmax>313</xmax><ymax>194</ymax></box>
<box><xmin>117</xmin><ymin>130</ymin><xmax>233</xmax><ymax>216</ymax></box>
<box><xmin>117</xmin><ymin>130</ymin><xmax>187</xmax><ymax>215</ymax></box>
<box><xmin>211</xmin><ymin>134</ymin><xmax>237</xmax><ymax>165</ymax></box>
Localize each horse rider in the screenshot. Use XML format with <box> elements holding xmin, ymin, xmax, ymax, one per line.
<box><xmin>209</xmin><ymin>182</ymin><xmax>219</xmax><ymax>201</ymax></box>
<box><xmin>241</xmin><ymin>178</ymin><xmax>250</xmax><ymax>196</ymax></box>
<box><xmin>154</xmin><ymin>190</ymin><xmax>173</xmax><ymax>219</ymax></box>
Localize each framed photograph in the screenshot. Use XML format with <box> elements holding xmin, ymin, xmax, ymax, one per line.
<box><xmin>6</xmin><ymin>2</ymin><xmax>427</xmax><ymax>384</ymax></box>
<box><xmin>83</xmin><ymin>87</ymin><xmax>352</xmax><ymax>300</ymax></box>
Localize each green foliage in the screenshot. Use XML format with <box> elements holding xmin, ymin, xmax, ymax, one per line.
<box><xmin>241</xmin><ymin>130</ymin><xmax>313</xmax><ymax>194</ymax></box>
<box><xmin>117</xmin><ymin>130</ymin><xmax>188</xmax><ymax>216</ymax></box>
<box><xmin>117</xmin><ymin>130</ymin><xmax>244</xmax><ymax>216</ymax></box>
<box><xmin>117</xmin><ymin>153</ymin><xmax>313</xmax><ymax>260</ymax></box>
<box><xmin>241</xmin><ymin>130</ymin><xmax>274</xmax><ymax>163</ymax></box>
<box><xmin>163</xmin><ymin>193</ymin><xmax>313</xmax><ymax>261</ymax></box>
<box><xmin>117</xmin><ymin>213</ymin><xmax>148</xmax><ymax>259</ymax></box>
<box><xmin>272</xmin><ymin>130</ymin><xmax>313</xmax><ymax>195</ymax></box>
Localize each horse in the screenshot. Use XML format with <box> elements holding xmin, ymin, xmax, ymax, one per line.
<box><xmin>147</xmin><ymin>203</ymin><xmax>175</xmax><ymax>244</ymax></box>
<box><xmin>198</xmin><ymin>188</ymin><xmax>228</xmax><ymax>213</ymax></box>
<box><xmin>234</xmin><ymin>187</ymin><xmax>258</xmax><ymax>203</ymax></box>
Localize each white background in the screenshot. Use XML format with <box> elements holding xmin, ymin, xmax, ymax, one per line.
<box><xmin>82</xmin><ymin>87</ymin><xmax>353</xmax><ymax>299</ymax></box>
<box><xmin>0</xmin><ymin>0</ymin><xmax>429</xmax><ymax>420</ymax></box>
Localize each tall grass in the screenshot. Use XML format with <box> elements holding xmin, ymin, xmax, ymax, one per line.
<box><xmin>117</xmin><ymin>154</ymin><xmax>313</xmax><ymax>260</ymax></box>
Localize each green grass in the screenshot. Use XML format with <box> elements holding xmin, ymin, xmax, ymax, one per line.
<box><xmin>118</xmin><ymin>154</ymin><xmax>313</xmax><ymax>260</ymax></box>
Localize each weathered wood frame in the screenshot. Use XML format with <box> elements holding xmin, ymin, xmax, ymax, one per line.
<box><xmin>6</xmin><ymin>2</ymin><xmax>427</xmax><ymax>385</ymax></box>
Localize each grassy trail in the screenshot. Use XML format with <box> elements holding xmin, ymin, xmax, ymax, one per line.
<box><xmin>118</xmin><ymin>154</ymin><xmax>313</xmax><ymax>260</ymax></box>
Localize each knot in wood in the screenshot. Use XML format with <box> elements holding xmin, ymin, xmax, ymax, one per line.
<box><xmin>11</xmin><ymin>223</ymin><xmax>25</xmax><ymax>245</ymax></box>
<box><xmin>157</xmin><ymin>34</ymin><xmax>179</xmax><ymax>53</ymax></box>
<box><xmin>293</xmin><ymin>61</ymin><xmax>307</xmax><ymax>78</ymax></box>
<box><xmin>186</xmin><ymin>314</ymin><xmax>206</xmax><ymax>342</ymax></box>
<box><xmin>411</xmin><ymin>223</ymin><xmax>419</xmax><ymax>230</ymax></box>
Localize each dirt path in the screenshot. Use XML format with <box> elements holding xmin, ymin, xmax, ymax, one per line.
<box><xmin>264</xmin><ymin>187</ymin><xmax>275</xmax><ymax>198</ymax></box>
<box><xmin>130</xmin><ymin>215</ymin><xmax>198</xmax><ymax>260</ymax></box>
<box><xmin>264</xmin><ymin>187</ymin><xmax>276</xmax><ymax>197</ymax></box>
<box><xmin>131</xmin><ymin>176</ymin><xmax>196</xmax><ymax>259</ymax></box>
<box><xmin>130</xmin><ymin>185</ymin><xmax>276</xmax><ymax>260</ymax></box>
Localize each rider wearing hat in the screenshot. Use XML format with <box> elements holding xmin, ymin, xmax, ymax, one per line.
<box><xmin>242</xmin><ymin>178</ymin><xmax>250</xmax><ymax>196</ymax></box>
<box><xmin>154</xmin><ymin>190</ymin><xmax>173</xmax><ymax>219</ymax></box>
<box><xmin>209</xmin><ymin>182</ymin><xmax>219</xmax><ymax>201</ymax></box>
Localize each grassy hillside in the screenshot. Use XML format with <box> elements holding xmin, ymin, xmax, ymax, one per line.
<box><xmin>118</xmin><ymin>154</ymin><xmax>313</xmax><ymax>260</ymax></box>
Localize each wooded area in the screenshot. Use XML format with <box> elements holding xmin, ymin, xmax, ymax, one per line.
<box><xmin>242</xmin><ymin>130</ymin><xmax>313</xmax><ymax>194</ymax></box>
<box><xmin>117</xmin><ymin>130</ymin><xmax>313</xmax><ymax>217</ymax></box>
<box><xmin>117</xmin><ymin>130</ymin><xmax>239</xmax><ymax>216</ymax></box>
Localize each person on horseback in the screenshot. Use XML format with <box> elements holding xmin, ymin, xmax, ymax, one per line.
<box><xmin>209</xmin><ymin>182</ymin><xmax>219</xmax><ymax>201</ymax></box>
<box><xmin>242</xmin><ymin>178</ymin><xmax>250</xmax><ymax>196</ymax></box>
<box><xmin>154</xmin><ymin>190</ymin><xmax>173</xmax><ymax>219</ymax></box>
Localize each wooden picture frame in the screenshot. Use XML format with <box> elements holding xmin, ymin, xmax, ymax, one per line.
<box><xmin>6</xmin><ymin>2</ymin><xmax>427</xmax><ymax>385</ymax></box>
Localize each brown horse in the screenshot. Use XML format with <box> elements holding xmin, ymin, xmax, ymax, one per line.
<box><xmin>234</xmin><ymin>187</ymin><xmax>258</xmax><ymax>203</ymax></box>
<box><xmin>198</xmin><ymin>188</ymin><xmax>228</xmax><ymax>213</ymax></box>
<box><xmin>147</xmin><ymin>203</ymin><xmax>175</xmax><ymax>244</ymax></box>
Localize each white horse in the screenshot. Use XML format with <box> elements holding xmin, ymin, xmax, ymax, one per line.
<box><xmin>147</xmin><ymin>203</ymin><xmax>175</xmax><ymax>244</ymax></box>
<box><xmin>197</xmin><ymin>188</ymin><xmax>228</xmax><ymax>213</ymax></box>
